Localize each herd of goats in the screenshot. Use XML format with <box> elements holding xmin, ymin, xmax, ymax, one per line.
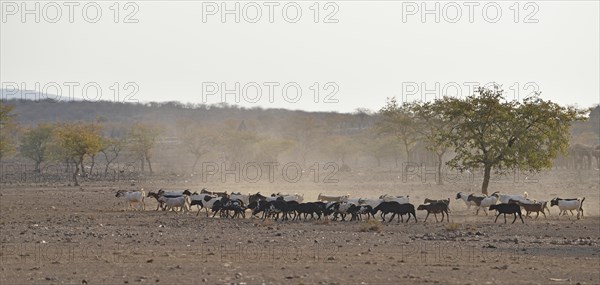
<box><xmin>114</xmin><ymin>189</ymin><xmax>586</xmax><ymax>224</ymax></box>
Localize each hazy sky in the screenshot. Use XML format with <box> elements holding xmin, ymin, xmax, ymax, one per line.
<box><xmin>1</xmin><ymin>1</ymin><xmax>599</xmax><ymax>113</ymax></box>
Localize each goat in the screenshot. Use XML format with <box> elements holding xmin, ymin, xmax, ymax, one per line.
<box><xmin>489</xmin><ymin>203</ymin><xmax>524</xmax><ymax>224</ymax></box>
<box><xmin>264</xmin><ymin>199</ymin><xmax>295</xmax><ymax>221</ymax></box>
<box><xmin>424</xmin><ymin>198</ymin><xmax>451</xmax><ymax>212</ymax></box>
<box><xmin>229</xmin><ymin>192</ymin><xmax>250</xmax><ymax>206</ymax></box>
<box><xmin>359</xmin><ymin>198</ymin><xmax>384</xmax><ymax>209</ymax></box>
<box><xmin>146</xmin><ymin>191</ymin><xmax>167</xmax><ymax>211</ymax></box>
<box><xmin>550</xmin><ymin>197</ymin><xmax>585</xmax><ymax>219</ymax></box>
<box><xmin>266</xmin><ymin>194</ymin><xmax>303</xmax><ymax>203</ymax></box>
<box><xmin>456</xmin><ymin>192</ymin><xmax>479</xmax><ymax>210</ymax></box>
<box><xmin>497</xmin><ymin>192</ymin><xmax>529</xmax><ymax>204</ymax></box>
<box><xmin>157</xmin><ymin>189</ymin><xmax>192</xmax><ymax>197</ymax></box>
<box><xmin>212</xmin><ymin>198</ymin><xmax>246</xmax><ymax>219</ymax></box>
<box><xmin>373</xmin><ymin>202</ymin><xmax>417</xmax><ymax>223</ymax></box>
<box><xmin>509</xmin><ymin>199</ymin><xmax>547</xmax><ymax>219</ymax></box>
<box><xmin>317</xmin><ymin>193</ymin><xmax>350</xmax><ymax>202</ymax></box>
<box><xmin>347</xmin><ymin>204</ymin><xmax>375</xmax><ymax>221</ymax></box>
<box><xmin>328</xmin><ymin>202</ymin><xmax>353</xmax><ymax>221</ymax></box>
<box><xmin>200</xmin><ymin>188</ymin><xmax>229</xmax><ymax>198</ymax></box>
<box><xmin>467</xmin><ymin>193</ymin><xmax>498</xmax><ymax>215</ymax></box>
<box><xmin>189</xmin><ymin>194</ymin><xmax>217</xmax><ymax>216</ymax></box>
<box><xmin>157</xmin><ymin>196</ymin><xmax>188</xmax><ymax>213</ymax></box>
<box><xmin>316</xmin><ymin>202</ymin><xmax>334</xmax><ymax>219</ymax></box>
<box><xmin>249</xmin><ymin>192</ymin><xmax>267</xmax><ymax>205</ymax></box>
<box><xmin>294</xmin><ymin>202</ymin><xmax>323</xmax><ymax>221</ymax></box>
<box><xmin>115</xmin><ymin>189</ymin><xmax>146</xmax><ymax>211</ymax></box>
<box><xmin>379</xmin><ymin>194</ymin><xmax>410</xmax><ymax>204</ymax></box>
<box><xmin>250</xmin><ymin>200</ymin><xmax>270</xmax><ymax>219</ymax></box>
<box><xmin>195</xmin><ymin>196</ymin><xmax>223</xmax><ymax>217</ymax></box>
<box><xmin>417</xmin><ymin>202</ymin><xmax>449</xmax><ymax>223</ymax></box>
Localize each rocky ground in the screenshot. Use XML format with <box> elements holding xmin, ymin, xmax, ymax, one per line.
<box><xmin>1</xmin><ymin>169</ymin><xmax>599</xmax><ymax>284</ymax></box>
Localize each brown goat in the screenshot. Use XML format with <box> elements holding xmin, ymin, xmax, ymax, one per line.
<box><xmin>417</xmin><ymin>202</ymin><xmax>449</xmax><ymax>223</ymax></box>
<box><xmin>509</xmin><ymin>199</ymin><xmax>547</xmax><ymax>219</ymax></box>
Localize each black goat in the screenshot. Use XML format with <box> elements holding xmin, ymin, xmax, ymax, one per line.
<box><xmin>294</xmin><ymin>202</ymin><xmax>323</xmax><ymax>221</ymax></box>
<box><xmin>347</xmin><ymin>205</ymin><xmax>375</xmax><ymax>221</ymax></box>
<box><xmin>489</xmin><ymin>203</ymin><xmax>524</xmax><ymax>224</ymax></box>
<box><xmin>373</xmin><ymin>202</ymin><xmax>417</xmax><ymax>223</ymax></box>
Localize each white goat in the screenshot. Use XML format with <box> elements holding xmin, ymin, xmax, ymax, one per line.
<box><xmin>115</xmin><ymin>189</ymin><xmax>146</xmax><ymax>211</ymax></box>
<box><xmin>498</xmin><ymin>192</ymin><xmax>529</xmax><ymax>204</ymax></box>
<box><xmin>158</xmin><ymin>196</ymin><xmax>189</xmax><ymax>213</ymax></box>
<box><xmin>317</xmin><ymin>193</ymin><xmax>350</xmax><ymax>202</ymax></box>
<box><xmin>551</xmin><ymin>197</ymin><xmax>585</xmax><ymax>219</ymax></box>
<box><xmin>380</xmin><ymin>194</ymin><xmax>410</xmax><ymax>204</ymax></box>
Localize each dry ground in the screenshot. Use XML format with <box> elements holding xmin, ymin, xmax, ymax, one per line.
<box><xmin>1</xmin><ymin>169</ymin><xmax>599</xmax><ymax>285</ymax></box>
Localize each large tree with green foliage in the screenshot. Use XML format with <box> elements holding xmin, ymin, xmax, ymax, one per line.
<box><xmin>19</xmin><ymin>123</ymin><xmax>55</xmax><ymax>172</ymax></box>
<box><xmin>439</xmin><ymin>86</ymin><xmax>581</xmax><ymax>194</ymax></box>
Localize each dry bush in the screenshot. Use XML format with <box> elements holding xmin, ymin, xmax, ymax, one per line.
<box><xmin>445</xmin><ymin>222</ymin><xmax>460</xmax><ymax>231</ymax></box>
<box><xmin>359</xmin><ymin>219</ymin><xmax>384</xmax><ymax>232</ymax></box>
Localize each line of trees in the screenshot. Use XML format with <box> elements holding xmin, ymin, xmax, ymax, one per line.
<box><xmin>0</xmin><ymin>85</ymin><xmax>592</xmax><ymax>192</ymax></box>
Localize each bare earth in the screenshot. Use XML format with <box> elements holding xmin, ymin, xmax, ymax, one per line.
<box><xmin>1</xmin><ymin>169</ymin><xmax>599</xmax><ymax>285</ymax></box>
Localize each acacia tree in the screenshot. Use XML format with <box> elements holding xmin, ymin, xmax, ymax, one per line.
<box><xmin>286</xmin><ymin>116</ymin><xmax>323</xmax><ymax>167</ymax></box>
<box><xmin>440</xmin><ymin>86</ymin><xmax>581</xmax><ymax>194</ymax></box>
<box><xmin>358</xmin><ymin>129</ymin><xmax>396</xmax><ymax>167</ymax></box>
<box><xmin>409</xmin><ymin>101</ymin><xmax>455</xmax><ymax>185</ymax></box>
<box><xmin>376</xmin><ymin>98</ymin><xmax>420</xmax><ymax>168</ymax></box>
<box><xmin>177</xmin><ymin>122</ymin><xmax>216</xmax><ymax>173</ymax></box>
<box><xmin>100</xmin><ymin>137</ymin><xmax>125</xmax><ymax>176</ymax></box>
<box><xmin>323</xmin><ymin>134</ymin><xmax>356</xmax><ymax>170</ymax></box>
<box><xmin>55</xmin><ymin>123</ymin><xmax>103</xmax><ymax>186</ymax></box>
<box><xmin>0</xmin><ymin>103</ymin><xmax>17</xmax><ymax>160</ymax></box>
<box><xmin>254</xmin><ymin>137</ymin><xmax>294</xmax><ymax>164</ymax></box>
<box><xmin>129</xmin><ymin>123</ymin><xmax>162</xmax><ymax>175</ymax></box>
<box><xmin>19</xmin><ymin>123</ymin><xmax>55</xmax><ymax>172</ymax></box>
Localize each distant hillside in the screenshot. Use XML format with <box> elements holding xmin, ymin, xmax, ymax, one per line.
<box><xmin>2</xmin><ymin>98</ymin><xmax>377</xmax><ymax>136</ymax></box>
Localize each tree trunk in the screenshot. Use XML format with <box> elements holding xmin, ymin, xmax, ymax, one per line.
<box><xmin>140</xmin><ymin>158</ymin><xmax>145</xmax><ymax>172</ymax></box>
<box><xmin>80</xmin><ymin>161</ymin><xmax>86</xmax><ymax>176</ymax></box>
<box><xmin>437</xmin><ymin>153</ymin><xmax>444</xmax><ymax>185</ymax></box>
<box><xmin>73</xmin><ymin>156</ymin><xmax>83</xmax><ymax>186</ymax></box>
<box><xmin>35</xmin><ymin>161</ymin><xmax>41</xmax><ymax>173</ymax></box>
<box><xmin>89</xmin><ymin>154</ymin><xmax>96</xmax><ymax>177</ymax></box>
<box><xmin>481</xmin><ymin>164</ymin><xmax>492</xmax><ymax>195</ymax></box>
<box><xmin>191</xmin><ymin>155</ymin><xmax>201</xmax><ymax>173</ymax></box>
<box><xmin>103</xmin><ymin>151</ymin><xmax>110</xmax><ymax>176</ymax></box>
<box><xmin>146</xmin><ymin>155</ymin><xmax>153</xmax><ymax>175</ymax></box>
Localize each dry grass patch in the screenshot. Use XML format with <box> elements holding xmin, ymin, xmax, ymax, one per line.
<box><xmin>359</xmin><ymin>219</ymin><xmax>384</xmax><ymax>232</ymax></box>
<box><xmin>445</xmin><ymin>222</ymin><xmax>460</xmax><ymax>231</ymax></box>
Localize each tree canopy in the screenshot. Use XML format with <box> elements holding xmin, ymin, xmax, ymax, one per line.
<box><xmin>438</xmin><ymin>86</ymin><xmax>582</xmax><ymax>194</ymax></box>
